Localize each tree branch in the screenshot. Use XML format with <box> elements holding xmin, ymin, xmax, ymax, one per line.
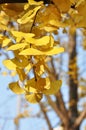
<box><xmin>40</xmin><ymin>102</ymin><xmax>53</xmax><ymax>130</ymax></box>
<box><xmin>50</xmin><ymin>57</ymin><xmax>69</xmax><ymax>121</ymax></box>
<box><xmin>74</xmin><ymin>108</ymin><xmax>86</xmax><ymax>128</ymax></box>
<box><xmin>68</xmin><ymin>32</ymin><xmax>78</xmax><ymax>121</ymax></box>
<box><xmin>47</xmin><ymin>96</ymin><xmax>70</xmax><ymax>127</ymax></box>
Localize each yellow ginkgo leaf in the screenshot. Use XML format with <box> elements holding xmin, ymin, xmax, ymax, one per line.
<box><xmin>11</xmin><ymin>31</ymin><xmax>35</xmax><ymax>38</ymax></box>
<box><xmin>9</xmin><ymin>82</ymin><xmax>25</xmax><ymax>94</ymax></box>
<box><xmin>3</xmin><ymin>60</ymin><xmax>17</xmax><ymax>70</ymax></box>
<box><xmin>25</xmin><ymin>63</ymin><xmax>33</xmax><ymax>73</ymax></box>
<box><xmin>44</xmin><ymin>47</ymin><xmax>64</xmax><ymax>55</ymax></box>
<box><xmin>7</xmin><ymin>43</ymin><xmax>28</xmax><ymax>51</ymax></box>
<box><xmin>25</xmin><ymin>93</ymin><xmax>43</xmax><ymax>103</ymax></box>
<box><xmin>24</xmin><ymin>85</ymin><xmax>37</xmax><ymax>93</ymax></box>
<box><xmin>49</xmin><ymin>20</ymin><xmax>66</xmax><ymax>28</ymax></box>
<box><xmin>19</xmin><ymin>47</ymin><xmax>64</xmax><ymax>55</ymax></box>
<box><xmin>26</xmin><ymin>78</ymin><xmax>36</xmax><ymax>89</ymax></box>
<box><xmin>17</xmin><ymin>6</ymin><xmax>41</xmax><ymax>24</ymax></box>
<box><xmin>53</xmin><ymin>0</ymin><xmax>71</xmax><ymax>12</ymax></box>
<box><xmin>36</xmin><ymin>77</ymin><xmax>50</xmax><ymax>91</ymax></box>
<box><xmin>43</xmin><ymin>80</ymin><xmax>62</xmax><ymax>95</ymax></box>
<box><xmin>2</xmin><ymin>38</ymin><xmax>11</xmax><ymax>47</ymax></box>
<box><xmin>12</xmin><ymin>57</ymin><xmax>29</xmax><ymax>68</ymax></box>
<box><xmin>19</xmin><ymin>48</ymin><xmax>43</xmax><ymax>55</ymax></box>
<box><xmin>42</xmin><ymin>26</ymin><xmax>57</xmax><ymax>32</ymax></box>
<box><xmin>26</xmin><ymin>36</ymin><xmax>50</xmax><ymax>46</ymax></box>
<box><xmin>28</xmin><ymin>0</ymin><xmax>43</xmax><ymax>5</ymax></box>
<box><xmin>16</xmin><ymin>68</ymin><xmax>26</xmax><ymax>81</ymax></box>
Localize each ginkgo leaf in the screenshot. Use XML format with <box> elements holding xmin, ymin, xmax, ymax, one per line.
<box><xmin>2</xmin><ymin>38</ymin><xmax>11</xmax><ymax>47</ymax></box>
<box><xmin>25</xmin><ymin>63</ymin><xmax>33</xmax><ymax>73</ymax></box>
<box><xmin>17</xmin><ymin>6</ymin><xmax>41</xmax><ymax>24</ymax></box>
<box><xmin>3</xmin><ymin>60</ymin><xmax>17</xmax><ymax>70</ymax></box>
<box><xmin>44</xmin><ymin>47</ymin><xmax>64</xmax><ymax>55</ymax></box>
<box><xmin>26</xmin><ymin>78</ymin><xmax>36</xmax><ymax>89</ymax></box>
<box><xmin>25</xmin><ymin>93</ymin><xmax>43</xmax><ymax>103</ymax></box>
<box><xmin>53</xmin><ymin>0</ymin><xmax>71</xmax><ymax>12</ymax></box>
<box><xmin>11</xmin><ymin>31</ymin><xmax>35</xmax><ymax>38</ymax></box>
<box><xmin>16</xmin><ymin>68</ymin><xmax>26</xmax><ymax>81</ymax></box>
<box><xmin>19</xmin><ymin>48</ymin><xmax>43</xmax><ymax>55</ymax></box>
<box><xmin>7</xmin><ymin>43</ymin><xmax>28</xmax><ymax>51</ymax></box>
<box><xmin>42</xmin><ymin>26</ymin><xmax>58</xmax><ymax>32</ymax></box>
<box><xmin>28</xmin><ymin>0</ymin><xmax>43</xmax><ymax>5</ymax></box>
<box><xmin>9</xmin><ymin>82</ymin><xmax>25</xmax><ymax>94</ymax></box>
<box><xmin>49</xmin><ymin>20</ymin><xmax>65</xmax><ymax>28</ymax></box>
<box><xmin>36</xmin><ymin>77</ymin><xmax>50</xmax><ymax>91</ymax></box>
<box><xmin>26</xmin><ymin>36</ymin><xmax>50</xmax><ymax>46</ymax></box>
<box><xmin>43</xmin><ymin>80</ymin><xmax>62</xmax><ymax>95</ymax></box>
<box><xmin>19</xmin><ymin>47</ymin><xmax>64</xmax><ymax>55</ymax></box>
<box><xmin>11</xmin><ymin>57</ymin><xmax>29</xmax><ymax>68</ymax></box>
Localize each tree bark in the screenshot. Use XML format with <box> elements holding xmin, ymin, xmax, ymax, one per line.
<box><xmin>68</xmin><ymin>32</ymin><xmax>79</xmax><ymax>130</ymax></box>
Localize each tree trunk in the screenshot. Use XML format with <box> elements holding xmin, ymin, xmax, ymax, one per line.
<box><xmin>68</xmin><ymin>32</ymin><xmax>79</xmax><ymax>130</ymax></box>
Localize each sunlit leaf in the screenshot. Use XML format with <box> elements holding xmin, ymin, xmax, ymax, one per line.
<box><xmin>3</xmin><ymin>60</ymin><xmax>17</xmax><ymax>70</ymax></box>
<box><xmin>16</xmin><ymin>68</ymin><xmax>26</xmax><ymax>81</ymax></box>
<box><xmin>25</xmin><ymin>63</ymin><xmax>33</xmax><ymax>73</ymax></box>
<box><xmin>25</xmin><ymin>93</ymin><xmax>42</xmax><ymax>103</ymax></box>
<box><xmin>11</xmin><ymin>31</ymin><xmax>35</xmax><ymax>38</ymax></box>
<box><xmin>19</xmin><ymin>48</ymin><xmax>43</xmax><ymax>55</ymax></box>
<box><xmin>2</xmin><ymin>38</ymin><xmax>11</xmax><ymax>47</ymax></box>
<box><xmin>26</xmin><ymin>36</ymin><xmax>50</xmax><ymax>46</ymax></box>
<box><xmin>28</xmin><ymin>0</ymin><xmax>43</xmax><ymax>5</ymax></box>
<box><xmin>19</xmin><ymin>47</ymin><xmax>64</xmax><ymax>55</ymax></box>
<box><xmin>36</xmin><ymin>77</ymin><xmax>50</xmax><ymax>91</ymax></box>
<box><xmin>43</xmin><ymin>80</ymin><xmax>62</xmax><ymax>95</ymax></box>
<box><xmin>7</xmin><ymin>43</ymin><xmax>28</xmax><ymax>50</ymax></box>
<box><xmin>17</xmin><ymin>6</ymin><xmax>41</xmax><ymax>24</ymax></box>
<box><xmin>11</xmin><ymin>57</ymin><xmax>29</xmax><ymax>68</ymax></box>
<box><xmin>9</xmin><ymin>82</ymin><xmax>25</xmax><ymax>94</ymax></box>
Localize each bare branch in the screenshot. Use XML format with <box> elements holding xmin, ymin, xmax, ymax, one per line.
<box><xmin>40</xmin><ymin>102</ymin><xmax>53</xmax><ymax>130</ymax></box>
<box><xmin>47</xmin><ymin>96</ymin><xmax>70</xmax><ymax>127</ymax></box>
<box><xmin>50</xmin><ymin>57</ymin><xmax>69</xmax><ymax>121</ymax></box>
<box><xmin>74</xmin><ymin>108</ymin><xmax>86</xmax><ymax>128</ymax></box>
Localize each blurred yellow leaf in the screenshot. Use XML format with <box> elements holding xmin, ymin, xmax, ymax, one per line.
<box><xmin>7</xmin><ymin>43</ymin><xmax>28</xmax><ymax>51</ymax></box>
<box><xmin>16</xmin><ymin>68</ymin><xmax>26</xmax><ymax>81</ymax></box>
<box><xmin>19</xmin><ymin>48</ymin><xmax>44</xmax><ymax>55</ymax></box>
<box><xmin>25</xmin><ymin>93</ymin><xmax>42</xmax><ymax>103</ymax></box>
<box><xmin>9</xmin><ymin>82</ymin><xmax>25</xmax><ymax>94</ymax></box>
<box><xmin>19</xmin><ymin>47</ymin><xmax>64</xmax><ymax>55</ymax></box>
<box><xmin>11</xmin><ymin>57</ymin><xmax>29</xmax><ymax>68</ymax></box>
<box><xmin>17</xmin><ymin>6</ymin><xmax>41</xmax><ymax>24</ymax></box>
<box><xmin>11</xmin><ymin>31</ymin><xmax>35</xmax><ymax>38</ymax></box>
<box><xmin>3</xmin><ymin>60</ymin><xmax>17</xmax><ymax>70</ymax></box>
<box><xmin>1</xmin><ymin>71</ymin><xmax>8</xmax><ymax>76</ymax></box>
<box><xmin>26</xmin><ymin>36</ymin><xmax>50</xmax><ymax>46</ymax></box>
<box><xmin>36</xmin><ymin>78</ymin><xmax>50</xmax><ymax>91</ymax></box>
<box><xmin>25</xmin><ymin>63</ymin><xmax>33</xmax><ymax>73</ymax></box>
<box><xmin>53</xmin><ymin>0</ymin><xmax>71</xmax><ymax>12</ymax></box>
<box><xmin>28</xmin><ymin>0</ymin><xmax>43</xmax><ymax>5</ymax></box>
<box><xmin>43</xmin><ymin>80</ymin><xmax>62</xmax><ymax>95</ymax></box>
<box><xmin>2</xmin><ymin>38</ymin><xmax>11</xmax><ymax>47</ymax></box>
